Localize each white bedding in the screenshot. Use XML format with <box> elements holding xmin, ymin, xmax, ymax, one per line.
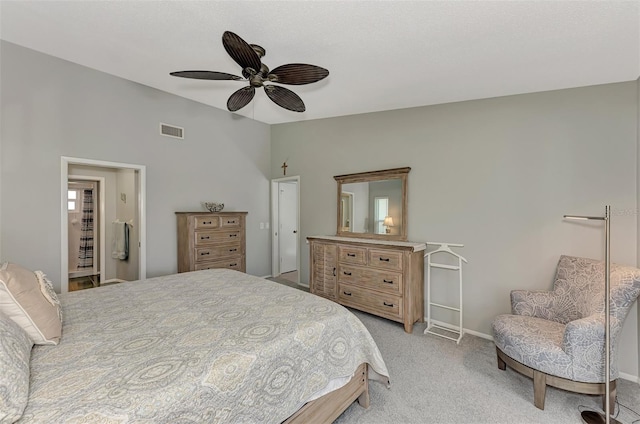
<box><xmin>18</xmin><ymin>269</ymin><xmax>389</xmax><ymax>423</ymax></box>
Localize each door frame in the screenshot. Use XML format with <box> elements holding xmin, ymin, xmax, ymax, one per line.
<box><xmin>340</xmin><ymin>191</ymin><xmax>354</xmax><ymax>232</ymax></box>
<box><xmin>60</xmin><ymin>156</ymin><xmax>146</xmax><ymax>293</ymax></box>
<box><xmin>67</xmin><ymin>176</ymin><xmax>105</xmax><ymax>282</ymax></box>
<box><xmin>271</xmin><ymin>176</ymin><xmax>300</xmax><ymax>283</ymax></box>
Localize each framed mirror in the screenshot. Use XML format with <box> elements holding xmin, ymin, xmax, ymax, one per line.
<box><xmin>334</xmin><ymin>167</ymin><xmax>410</xmax><ymax>241</ymax></box>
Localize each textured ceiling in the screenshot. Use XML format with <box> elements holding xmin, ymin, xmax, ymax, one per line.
<box><xmin>1</xmin><ymin>1</ymin><xmax>639</xmax><ymax>124</ymax></box>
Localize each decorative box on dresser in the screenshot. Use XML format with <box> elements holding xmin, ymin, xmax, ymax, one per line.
<box><xmin>176</xmin><ymin>212</ymin><xmax>247</xmax><ymax>273</ymax></box>
<box><xmin>307</xmin><ymin>235</ymin><xmax>426</xmax><ymax>333</ymax></box>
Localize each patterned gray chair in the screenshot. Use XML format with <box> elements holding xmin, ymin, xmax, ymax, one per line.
<box><xmin>491</xmin><ymin>255</ymin><xmax>640</xmax><ymax>410</ymax></box>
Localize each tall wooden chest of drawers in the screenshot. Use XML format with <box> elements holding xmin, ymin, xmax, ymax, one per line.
<box><xmin>176</xmin><ymin>212</ymin><xmax>247</xmax><ymax>273</ymax></box>
<box><xmin>307</xmin><ymin>236</ymin><xmax>425</xmax><ymax>333</ymax></box>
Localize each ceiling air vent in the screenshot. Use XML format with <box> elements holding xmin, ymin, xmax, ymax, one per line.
<box><xmin>160</xmin><ymin>123</ymin><xmax>184</xmax><ymax>139</ymax></box>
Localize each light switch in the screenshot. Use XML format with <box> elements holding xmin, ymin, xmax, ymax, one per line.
<box><xmin>265</xmin><ymin>222</ymin><xmax>270</xmax><ymax>229</ymax></box>
<box><xmin>260</xmin><ymin>222</ymin><xmax>265</xmax><ymax>229</ymax></box>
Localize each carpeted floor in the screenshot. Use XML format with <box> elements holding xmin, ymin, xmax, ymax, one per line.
<box><xmin>335</xmin><ymin>310</ymin><xmax>640</xmax><ymax>424</ymax></box>
<box><xmin>267</xmin><ymin>277</ymin><xmax>640</xmax><ymax>423</ymax></box>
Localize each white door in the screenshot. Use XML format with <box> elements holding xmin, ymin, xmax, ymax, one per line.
<box><xmin>279</xmin><ymin>182</ymin><xmax>298</xmax><ymax>273</ymax></box>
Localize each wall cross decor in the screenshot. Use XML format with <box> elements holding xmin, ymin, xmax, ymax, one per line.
<box><xmin>281</xmin><ymin>161</ymin><xmax>288</xmax><ymax>176</ymax></box>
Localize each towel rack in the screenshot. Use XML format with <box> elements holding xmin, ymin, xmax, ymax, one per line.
<box><xmin>423</xmin><ymin>242</ymin><xmax>467</xmax><ymax>344</ymax></box>
<box><xmin>113</xmin><ymin>219</ymin><xmax>134</xmax><ymax>228</ymax></box>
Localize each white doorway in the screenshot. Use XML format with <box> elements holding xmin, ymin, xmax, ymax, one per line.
<box><xmin>67</xmin><ymin>177</ymin><xmax>105</xmax><ymax>289</ymax></box>
<box><xmin>271</xmin><ymin>176</ymin><xmax>300</xmax><ymax>284</ymax></box>
<box><xmin>61</xmin><ymin>157</ymin><xmax>146</xmax><ymax>293</ymax></box>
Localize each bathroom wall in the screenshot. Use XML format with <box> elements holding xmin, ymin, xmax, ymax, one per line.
<box><xmin>115</xmin><ymin>168</ymin><xmax>138</xmax><ymax>282</ymax></box>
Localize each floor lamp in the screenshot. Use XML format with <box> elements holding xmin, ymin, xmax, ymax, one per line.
<box><xmin>564</xmin><ymin>205</ymin><xmax>618</xmax><ymax>424</ymax></box>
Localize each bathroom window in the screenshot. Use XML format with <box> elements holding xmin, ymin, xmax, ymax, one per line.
<box><xmin>68</xmin><ymin>189</ymin><xmax>79</xmax><ymax>212</ymax></box>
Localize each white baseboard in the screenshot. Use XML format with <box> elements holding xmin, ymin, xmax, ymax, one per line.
<box><xmin>429</xmin><ymin>319</ymin><xmax>640</xmax><ymax>383</ymax></box>
<box><xmin>619</xmin><ymin>371</ymin><xmax>640</xmax><ymax>383</ymax></box>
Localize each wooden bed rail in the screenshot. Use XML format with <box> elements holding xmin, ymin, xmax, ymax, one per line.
<box><xmin>283</xmin><ymin>363</ymin><xmax>369</xmax><ymax>423</ymax></box>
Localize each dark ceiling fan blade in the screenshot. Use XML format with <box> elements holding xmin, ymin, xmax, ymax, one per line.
<box><xmin>170</xmin><ymin>71</ymin><xmax>243</xmax><ymax>80</ymax></box>
<box><xmin>268</xmin><ymin>64</ymin><xmax>329</xmax><ymax>85</ymax></box>
<box><xmin>222</xmin><ymin>31</ymin><xmax>262</xmax><ymax>75</ymax></box>
<box><xmin>264</xmin><ymin>85</ymin><xmax>305</xmax><ymax>112</ymax></box>
<box><xmin>227</xmin><ymin>86</ymin><xmax>256</xmax><ymax>112</ymax></box>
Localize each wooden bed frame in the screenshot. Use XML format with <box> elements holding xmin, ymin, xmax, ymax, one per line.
<box><xmin>284</xmin><ymin>363</ymin><xmax>369</xmax><ymax>423</ymax></box>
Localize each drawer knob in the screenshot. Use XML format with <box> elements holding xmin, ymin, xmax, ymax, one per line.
<box><xmin>204</xmin><ymin>221</ymin><xmax>212</xmax><ymax>225</ymax></box>
<box><xmin>383</xmin><ymin>302</ymin><xmax>394</xmax><ymax>307</ymax></box>
<box><xmin>383</xmin><ymin>279</ymin><xmax>393</xmax><ymax>284</ymax></box>
<box><xmin>343</xmin><ymin>291</ymin><xmax>352</xmax><ymax>296</ymax></box>
<box><xmin>343</xmin><ymin>271</ymin><xmax>352</xmax><ymax>276</ymax></box>
<box><xmin>230</xmin><ymin>234</ymin><xmax>237</xmax><ymax>238</ymax></box>
<box><xmin>201</xmin><ymin>252</ymin><xmax>210</xmax><ymax>256</ymax></box>
<box><xmin>379</xmin><ymin>257</ymin><xmax>390</xmax><ymax>262</ymax></box>
<box><xmin>333</xmin><ymin>267</ymin><xmax>336</xmax><ymax>277</ymax></box>
<box><xmin>201</xmin><ymin>236</ymin><xmax>210</xmax><ymax>240</ymax></box>
<box><xmin>229</xmin><ymin>248</ymin><xmax>237</xmax><ymax>252</ymax></box>
<box><xmin>230</xmin><ymin>263</ymin><xmax>237</xmax><ymax>267</ymax></box>
<box><xmin>227</xmin><ymin>220</ymin><xmax>235</xmax><ymax>224</ymax></box>
<box><xmin>347</xmin><ymin>253</ymin><xmax>356</xmax><ymax>257</ymax></box>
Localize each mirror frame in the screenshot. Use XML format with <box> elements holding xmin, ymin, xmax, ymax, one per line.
<box><xmin>334</xmin><ymin>167</ymin><xmax>410</xmax><ymax>241</ymax></box>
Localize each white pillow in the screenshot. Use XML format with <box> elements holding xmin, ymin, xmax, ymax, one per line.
<box><xmin>0</xmin><ymin>262</ymin><xmax>62</xmax><ymax>345</ymax></box>
<box><xmin>0</xmin><ymin>310</ymin><xmax>33</xmax><ymax>423</ymax></box>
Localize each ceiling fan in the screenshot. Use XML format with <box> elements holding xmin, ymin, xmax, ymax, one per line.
<box><xmin>170</xmin><ymin>31</ymin><xmax>329</xmax><ymax>113</ymax></box>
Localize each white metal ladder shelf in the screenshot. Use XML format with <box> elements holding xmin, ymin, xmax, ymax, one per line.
<box><xmin>424</xmin><ymin>242</ymin><xmax>467</xmax><ymax>344</ymax></box>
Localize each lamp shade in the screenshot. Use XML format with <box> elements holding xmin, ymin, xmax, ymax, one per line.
<box><xmin>383</xmin><ymin>216</ymin><xmax>394</xmax><ymax>227</ymax></box>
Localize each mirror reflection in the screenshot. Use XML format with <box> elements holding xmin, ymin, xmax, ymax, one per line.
<box><xmin>340</xmin><ymin>192</ymin><xmax>354</xmax><ymax>232</ymax></box>
<box><xmin>335</xmin><ymin>167</ymin><xmax>410</xmax><ymax>241</ymax></box>
<box><xmin>341</xmin><ymin>179</ymin><xmax>403</xmax><ymax>235</ymax></box>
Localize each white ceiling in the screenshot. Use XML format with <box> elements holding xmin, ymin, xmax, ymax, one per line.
<box><xmin>1</xmin><ymin>1</ymin><xmax>639</xmax><ymax>125</ymax></box>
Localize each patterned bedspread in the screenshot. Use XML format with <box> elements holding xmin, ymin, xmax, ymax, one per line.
<box><xmin>19</xmin><ymin>269</ymin><xmax>389</xmax><ymax>423</ymax></box>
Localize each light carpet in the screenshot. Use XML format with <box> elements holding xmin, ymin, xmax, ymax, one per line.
<box><xmin>266</xmin><ymin>277</ymin><xmax>640</xmax><ymax>423</ymax></box>
<box><xmin>336</xmin><ymin>310</ymin><xmax>640</xmax><ymax>424</ymax></box>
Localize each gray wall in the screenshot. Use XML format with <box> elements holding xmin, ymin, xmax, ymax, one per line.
<box><xmin>271</xmin><ymin>82</ymin><xmax>640</xmax><ymax>379</ymax></box>
<box><xmin>637</xmin><ymin>76</ymin><xmax>640</xmax><ymax>379</ymax></box>
<box><xmin>115</xmin><ymin>168</ymin><xmax>138</xmax><ymax>282</ymax></box>
<box><xmin>1</xmin><ymin>41</ymin><xmax>272</xmax><ymax>289</ymax></box>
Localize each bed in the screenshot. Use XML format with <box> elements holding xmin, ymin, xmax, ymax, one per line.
<box><xmin>0</xmin><ymin>266</ymin><xmax>389</xmax><ymax>423</ymax></box>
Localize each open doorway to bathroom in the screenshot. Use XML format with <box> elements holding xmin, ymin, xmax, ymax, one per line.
<box><xmin>67</xmin><ymin>178</ymin><xmax>103</xmax><ymax>291</ymax></box>
<box><xmin>61</xmin><ymin>157</ymin><xmax>146</xmax><ymax>293</ymax></box>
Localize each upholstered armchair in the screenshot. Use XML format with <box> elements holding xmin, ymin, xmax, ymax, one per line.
<box><xmin>492</xmin><ymin>255</ymin><xmax>640</xmax><ymax>410</ymax></box>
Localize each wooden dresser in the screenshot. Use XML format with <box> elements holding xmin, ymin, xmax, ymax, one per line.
<box><xmin>307</xmin><ymin>236</ymin><xmax>426</xmax><ymax>333</ymax></box>
<box><xmin>176</xmin><ymin>212</ymin><xmax>247</xmax><ymax>273</ymax></box>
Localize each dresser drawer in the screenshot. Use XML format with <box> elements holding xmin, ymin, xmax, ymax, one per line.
<box><xmin>195</xmin><ymin>258</ymin><xmax>242</xmax><ymax>271</ymax></box>
<box><xmin>338</xmin><ymin>245</ymin><xmax>367</xmax><ymax>265</ymax></box>
<box><xmin>194</xmin><ymin>243</ymin><xmax>242</xmax><ymax>262</ymax></box>
<box><xmin>338</xmin><ymin>283</ymin><xmax>403</xmax><ymax>321</ymax></box>
<box><xmin>368</xmin><ymin>249</ymin><xmax>403</xmax><ymax>270</ymax></box>
<box><xmin>338</xmin><ymin>264</ymin><xmax>402</xmax><ymax>295</ymax></box>
<box><xmin>194</xmin><ymin>216</ymin><xmax>220</xmax><ymax>229</ymax></box>
<box><xmin>220</xmin><ymin>215</ymin><xmax>243</xmax><ymax>228</ymax></box>
<box><xmin>194</xmin><ymin>230</ymin><xmax>242</xmax><ymax>246</ymax></box>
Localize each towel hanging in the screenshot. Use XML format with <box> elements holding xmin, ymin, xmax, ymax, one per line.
<box><xmin>111</xmin><ymin>220</ymin><xmax>129</xmax><ymax>260</ymax></box>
